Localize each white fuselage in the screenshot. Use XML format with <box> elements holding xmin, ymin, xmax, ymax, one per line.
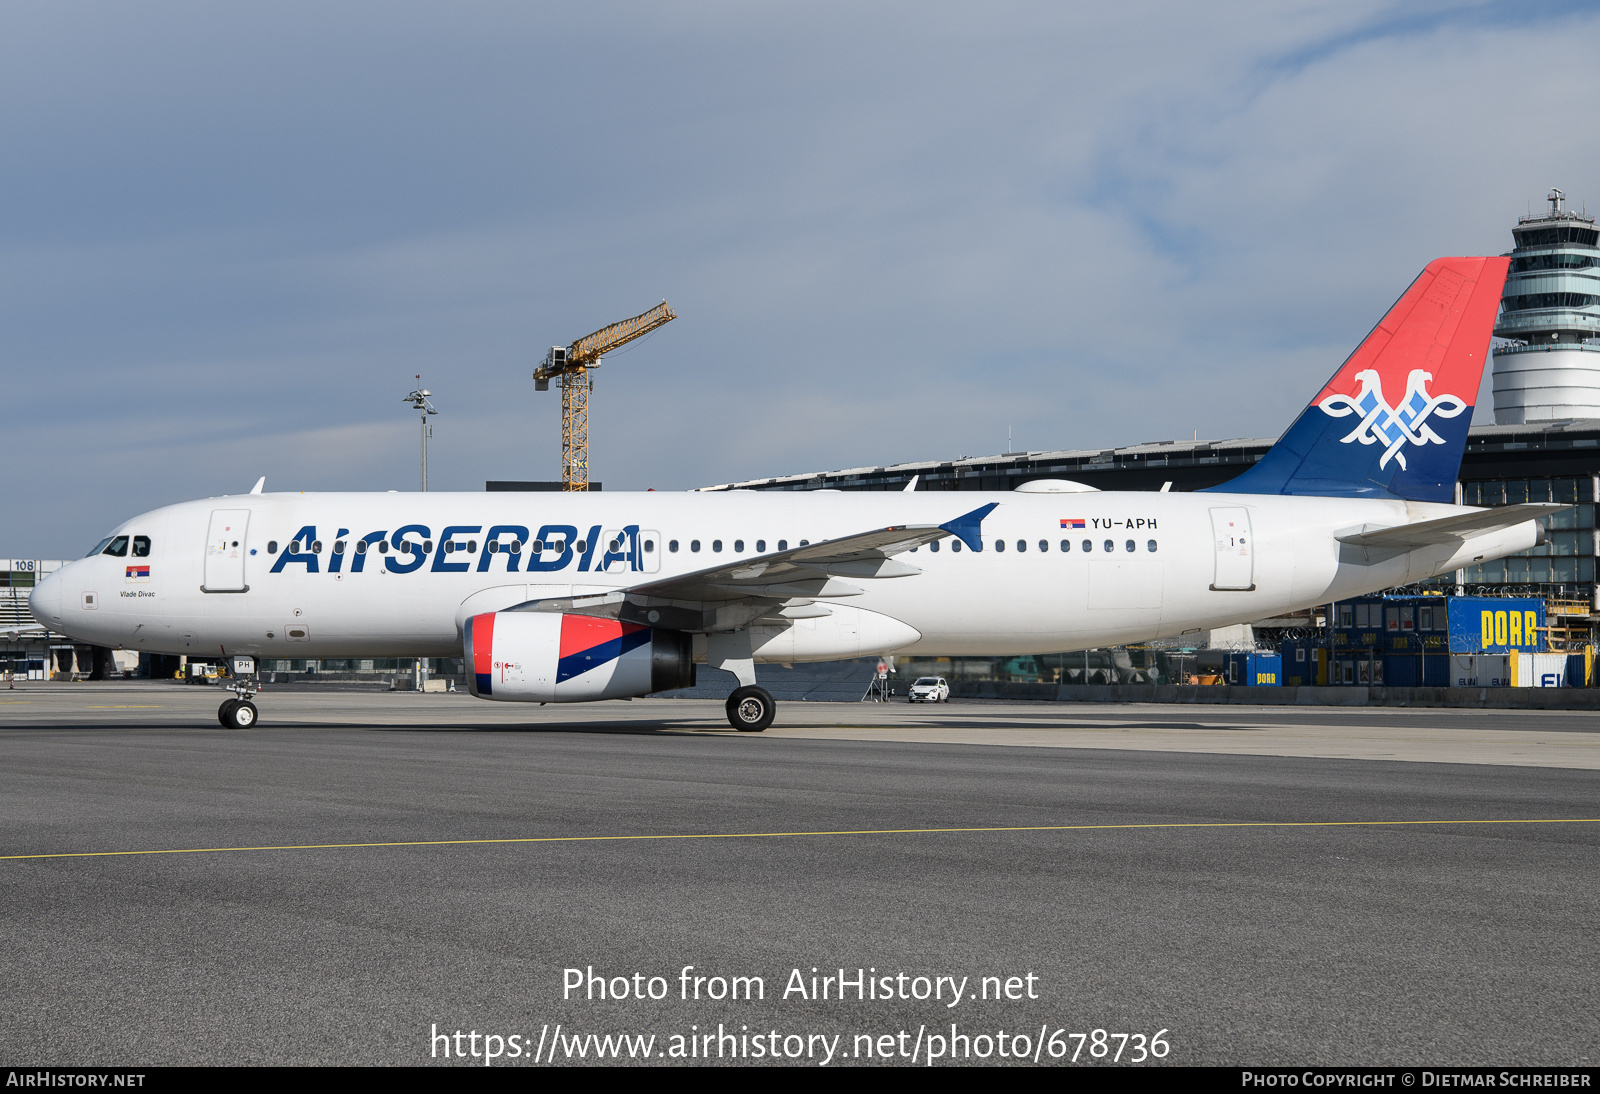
<box><xmin>30</xmin><ymin>489</ymin><xmax>1538</xmax><ymax>663</ymax></box>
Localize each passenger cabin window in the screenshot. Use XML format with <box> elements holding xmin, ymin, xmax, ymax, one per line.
<box><xmin>734</xmin><ymin>540</ymin><xmax>744</xmax><ymax>552</ymax></box>
<box><xmin>994</xmin><ymin>539</ymin><xmax>1005</xmax><ymax>552</ymax></box>
<box><xmin>1103</xmin><ymin>540</ymin><xmax>1114</xmax><ymax>553</ymax></box>
<box><xmin>1039</xmin><ymin>540</ymin><xmax>1048</xmax><ymax>552</ymax></box>
<box><xmin>1147</xmin><ymin>540</ymin><xmax>1157</xmax><ymax>552</ymax></box>
<box><xmin>1124</xmin><ymin>539</ymin><xmax>1134</xmax><ymax>553</ymax></box>
<box><xmin>1082</xmin><ymin>540</ymin><xmax>1092</xmax><ymax>552</ymax></box>
<box><xmin>1016</xmin><ymin>540</ymin><xmax>1026</xmax><ymax>552</ymax></box>
<box><xmin>755</xmin><ymin>540</ymin><xmax>765</xmax><ymax>552</ymax></box>
<box><xmin>669</xmin><ymin>540</ymin><xmax>679</xmax><ymax>552</ymax></box>
<box><xmin>644</xmin><ymin>539</ymin><xmax>655</xmax><ymax>552</ymax></box>
<box><xmin>267</xmin><ymin>540</ymin><xmax>279</xmax><ymax>554</ymax></box>
<box><xmin>1060</xmin><ymin>540</ymin><xmax>1069</xmax><ymax>552</ymax></box>
<box><xmin>102</xmin><ymin>536</ymin><xmax>129</xmax><ymax>557</ymax></box>
<box><xmin>950</xmin><ymin>540</ymin><xmax>962</xmax><ymax>553</ymax></box>
<box><xmin>778</xmin><ymin>540</ymin><xmax>788</xmax><ymax>551</ymax></box>
<box><xmin>690</xmin><ymin>540</ymin><xmax>701</xmax><ymax>552</ymax></box>
<box><xmin>712</xmin><ymin>540</ymin><xmax>723</xmax><ymax>552</ymax></box>
<box><xmin>132</xmin><ymin>536</ymin><xmax>151</xmax><ymax>557</ymax></box>
<box><xmin>929</xmin><ymin>541</ymin><xmax>939</xmax><ymax>552</ymax></box>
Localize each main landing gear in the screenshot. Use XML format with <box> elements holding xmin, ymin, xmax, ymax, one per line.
<box><xmin>725</xmin><ymin>685</ymin><xmax>776</xmax><ymax>732</ymax></box>
<box><xmin>217</xmin><ymin>654</ymin><xmax>261</xmax><ymax>730</ymax></box>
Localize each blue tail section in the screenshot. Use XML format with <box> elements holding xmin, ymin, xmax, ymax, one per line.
<box><xmin>1208</xmin><ymin>257</ymin><xmax>1508</xmax><ymax>502</ymax></box>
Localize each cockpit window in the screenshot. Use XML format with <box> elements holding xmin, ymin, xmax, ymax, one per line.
<box><xmin>131</xmin><ymin>536</ymin><xmax>151</xmax><ymax>558</ymax></box>
<box><xmin>86</xmin><ymin>537</ymin><xmax>113</xmax><ymax>558</ymax></box>
<box><xmin>102</xmin><ymin>536</ymin><xmax>130</xmax><ymax>558</ymax></box>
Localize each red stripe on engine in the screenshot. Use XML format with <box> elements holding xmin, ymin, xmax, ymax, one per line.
<box><xmin>472</xmin><ymin>613</ymin><xmax>496</xmax><ymax>675</ymax></box>
<box><xmin>558</xmin><ymin>615</ymin><xmax>646</xmax><ymax>660</ymax></box>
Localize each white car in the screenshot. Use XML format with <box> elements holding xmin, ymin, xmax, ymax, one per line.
<box><xmin>908</xmin><ymin>676</ymin><xmax>950</xmax><ymax>703</ymax></box>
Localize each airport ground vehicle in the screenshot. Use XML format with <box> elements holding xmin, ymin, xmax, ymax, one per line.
<box><xmin>908</xmin><ymin>677</ymin><xmax>950</xmax><ymax>703</ymax></box>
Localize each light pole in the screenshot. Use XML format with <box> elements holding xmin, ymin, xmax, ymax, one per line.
<box><xmin>403</xmin><ymin>377</ymin><xmax>438</xmax><ymax>491</ymax></box>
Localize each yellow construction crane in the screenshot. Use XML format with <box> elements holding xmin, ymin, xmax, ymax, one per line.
<box><xmin>534</xmin><ymin>301</ymin><xmax>676</xmax><ymax>491</ymax></box>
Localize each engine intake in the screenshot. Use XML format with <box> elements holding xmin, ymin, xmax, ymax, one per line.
<box><xmin>464</xmin><ymin>611</ymin><xmax>694</xmax><ymax>702</ymax></box>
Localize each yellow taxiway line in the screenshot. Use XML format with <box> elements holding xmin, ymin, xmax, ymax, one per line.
<box><xmin>2</xmin><ymin>817</ymin><xmax>1597</xmax><ymax>862</ymax></box>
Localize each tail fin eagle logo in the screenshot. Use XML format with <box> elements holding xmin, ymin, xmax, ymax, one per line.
<box><xmin>1316</xmin><ymin>368</ymin><xmax>1468</xmax><ymax>471</ymax></box>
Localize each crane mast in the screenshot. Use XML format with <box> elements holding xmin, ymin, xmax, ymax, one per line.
<box><xmin>534</xmin><ymin>301</ymin><xmax>676</xmax><ymax>491</ymax></box>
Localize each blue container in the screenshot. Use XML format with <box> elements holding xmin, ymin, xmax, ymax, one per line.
<box><xmin>1279</xmin><ymin>640</ymin><xmax>1321</xmax><ymax>686</ymax></box>
<box><xmin>1381</xmin><ymin>651</ymin><xmax>1451</xmax><ymax>687</ymax></box>
<box><xmin>1222</xmin><ymin>651</ymin><xmax>1282</xmax><ymax>686</ymax></box>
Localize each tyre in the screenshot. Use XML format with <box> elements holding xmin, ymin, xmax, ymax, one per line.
<box><xmin>225</xmin><ymin>700</ymin><xmax>258</xmax><ymax>730</ymax></box>
<box><xmin>217</xmin><ymin>699</ymin><xmax>239</xmax><ymax>726</ymax></box>
<box><xmin>725</xmin><ymin>685</ymin><xmax>775</xmax><ymax>732</ymax></box>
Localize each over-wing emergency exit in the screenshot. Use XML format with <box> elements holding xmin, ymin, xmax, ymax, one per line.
<box><xmin>32</xmin><ymin>257</ymin><xmax>1558</xmax><ymax>731</ymax></box>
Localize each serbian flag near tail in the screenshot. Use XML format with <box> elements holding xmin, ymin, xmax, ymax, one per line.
<box><xmin>1213</xmin><ymin>256</ymin><xmax>1509</xmax><ymax>503</ymax></box>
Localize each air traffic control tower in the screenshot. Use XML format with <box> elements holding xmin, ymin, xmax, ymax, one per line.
<box><xmin>1492</xmin><ymin>188</ymin><xmax>1600</xmax><ymax>423</ymax></box>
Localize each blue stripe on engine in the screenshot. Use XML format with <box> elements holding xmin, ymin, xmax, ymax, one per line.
<box><xmin>555</xmin><ymin>627</ymin><xmax>652</xmax><ymax>684</ymax></box>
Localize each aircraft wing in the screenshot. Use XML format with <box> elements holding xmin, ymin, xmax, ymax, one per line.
<box><xmin>511</xmin><ymin>502</ymin><xmax>998</xmax><ymax>631</ymax></box>
<box><xmin>1336</xmin><ymin>504</ymin><xmax>1567</xmax><ymax>549</ymax></box>
<box><xmin>1</xmin><ymin>623</ymin><xmax>47</xmax><ymax>642</ymax></box>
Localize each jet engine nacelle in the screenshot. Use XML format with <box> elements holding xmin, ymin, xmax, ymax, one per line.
<box><xmin>464</xmin><ymin>611</ymin><xmax>694</xmax><ymax>702</ymax></box>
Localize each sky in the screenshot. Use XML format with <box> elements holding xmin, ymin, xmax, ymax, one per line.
<box><xmin>4</xmin><ymin>0</ymin><xmax>1597</xmax><ymax>558</ymax></box>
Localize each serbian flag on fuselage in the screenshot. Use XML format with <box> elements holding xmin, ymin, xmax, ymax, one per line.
<box><xmin>1060</xmin><ymin>518</ymin><xmax>1086</xmax><ymax>529</ymax></box>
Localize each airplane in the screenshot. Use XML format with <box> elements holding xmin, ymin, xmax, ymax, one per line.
<box><xmin>29</xmin><ymin>256</ymin><xmax>1559</xmax><ymax>731</ymax></box>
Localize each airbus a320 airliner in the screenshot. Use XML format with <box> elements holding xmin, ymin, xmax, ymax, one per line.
<box><xmin>30</xmin><ymin>256</ymin><xmax>1558</xmax><ymax>730</ymax></box>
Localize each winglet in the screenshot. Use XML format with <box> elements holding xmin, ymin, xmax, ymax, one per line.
<box><xmin>250</xmin><ymin>477</ymin><xmax>266</xmax><ymax>495</ymax></box>
<box><xmin>940</xmin><ymin>502</ymin><xmax>998</xmax><ymax>551</ymax></box>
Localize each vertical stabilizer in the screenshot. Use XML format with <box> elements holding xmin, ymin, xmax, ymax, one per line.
<box><xmin>1210</xmin><ymin>256</ymin><xmax>1509</xmax><ymax>502</ymax></box>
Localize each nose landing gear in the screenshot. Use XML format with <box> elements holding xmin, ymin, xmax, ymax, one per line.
<box><xmin>217</xmin><ymin>697</ymin><xmax>258</xmax><ymax>729</ymax></box>
<box><xmin>217</xmin><ymin>655</ymin><xmax>262</xmax><ymax>730</ymax></box>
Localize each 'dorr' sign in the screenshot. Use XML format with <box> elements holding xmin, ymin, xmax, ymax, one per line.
<box><xmin>1446</xmin><ymin>597</ymin><xmax>1545</xmax><ymax>654</ymax></box>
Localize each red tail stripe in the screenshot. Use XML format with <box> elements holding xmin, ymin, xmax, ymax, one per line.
<box><xmin>1313</xmin><ymin>256</ymin><xmax>1507</xmax><ymax>405</ymax></box>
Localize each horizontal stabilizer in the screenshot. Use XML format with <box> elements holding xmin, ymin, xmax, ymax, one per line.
<box><xmin>1336</xmin><ymin>504</ymin><xmax>1566</xmax><ymax>549</ymax></box>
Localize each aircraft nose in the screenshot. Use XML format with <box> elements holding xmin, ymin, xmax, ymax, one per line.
<box><xmin>29</xmin><ymin>571</ymin><xmax>62</xmax><ymax>626</ymax></box>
